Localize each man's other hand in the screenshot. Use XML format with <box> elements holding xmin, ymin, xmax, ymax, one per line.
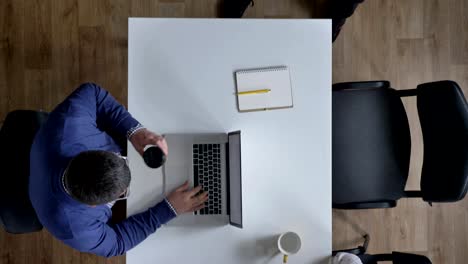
<box><xmin>130</xmin><ymin>128</ymin><xmax>168</xmax><ymax>156</ymax></box>
<box><xmin>166</xmin><ymin>181</ymin><xmax>208</xmax><ymax>214</ymax></box>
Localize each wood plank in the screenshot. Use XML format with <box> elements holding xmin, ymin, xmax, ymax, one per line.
<box><xmin>24</xmin><ymin>0</ymin><xmax>52</xmax><ymax>70</ymax></box>
<box><xmin>393</xmin><ymin>0</ymin><xmax>424</xmax><ymax>39</ymax></box>
<box><xmin>453</xmin><ymin>204</ymin><xmax>468</xmax><ymax>264</ymax></box>
<box><xmin>24</xmin><ymin>69</ymin><xmax>53</xmax><ymax>111</ymax></box>
<box><xmin>3</xmin><ymin>232</ymin><xmax>27</xmax><ymax>264</ymax></box>
<box><xmin>104</xmin><ymin>0</ymin><xmax>130</xmax><ymax>105</ymax></box>
<box><xmin>367</xmin><ymin>0</ymin><xmax>397</xmax><ymax>80</ymax></box>
<box><xmin>78</xmin><ymin>0</ymin><xmax>110</xmax><ymax>27</ymax></box>
<box><xmin>130</xmin><ymin>0</ymin><xmax>159</xmax><ymax>17</ymax></box>
<box><xmin>331</xmin><ymin>38</ymin><xmax>345</xmax><ymax>82</ymax></box>
<box><xmin>450</xmin><ymin>65</ymin><xmax>468</xmax><ymax>95</ymax></box>
<box><xmin>158</xmin><ymin>0</ymin><xmax>185</xmax><ymax>17</ymax></box>
<box><xmin>423</xmin><ymin>0</ymin><xmax>451</xmax><ymax>80</ymax></box>
<box><xmin>51</xmin><ymin>0</ymin><xmax>80</xmax><ymax>99</ymax></box>
<box><xmin>107</xmin><ymin>254</ymin><xmax>126</xmax><ymax>264</ymax></box>
<box><xmin>27</xmin><ymin>231</ymin><xmax>53</xmax><ymax>264</ymax></box>
<box><xmin>449</xmin><ymin>0</ymin><xmax>468</xmax><ymax>65</ymax></box>
<box><xmin>387</xmin><ymin>200</ymin><xmax>428</xmax><ymax>252</ymax></box>
<box><xmin>78</xmin><ymin>26</ymin><xmax>107</xmax><ymax>86</ymax></box>
<box><xmin>185</xmin><ymin>0</ymin><xmax>219</xmax><ymax>18</ymax></box>
<box><xmin>0</xmin><ymin>0</ymin><xmax>25</xmax><ymax>118</ymax></box>
<box><xmin>427</xmin><ymin>205</ymin><xmax>457</xmax><ymax>263</ymax></box>
<box><xmin>81</xmin><ymin>251</ymin><xmax>107</xmax><ymax>264</ymax></box>
<box><xmin>50</xmin><ymin>229</ymin><xmax>82</xmax><ymax>264</ymax></box>
<box><xmin>400</xmin><ymin>95</ymin><xmax>423</xmax><ymax>191</ymax></box>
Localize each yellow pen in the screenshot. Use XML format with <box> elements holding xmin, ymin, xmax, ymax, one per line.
<box><xmin>237</xmin><ymin>89</ymin><xmax>271</xmax><ymax>95</ymax></box>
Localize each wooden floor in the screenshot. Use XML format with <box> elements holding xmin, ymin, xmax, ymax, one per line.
<box><xmin>1</xmin><ymin>0</ymin><xmax>467</xmax><ymax>263</ymax></box>
<box><xmin>0</xmin><ymin>1</ymin><xmax>328</xmax><ymax>263</ymax></box>
<box><xmin>332</xmin><ymin>1</ymin><xmax>468</xmax><ymax>263</ymax></box>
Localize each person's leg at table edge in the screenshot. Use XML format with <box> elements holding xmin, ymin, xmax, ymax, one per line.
<box><xmin>332</xmin><ymin>0</ymin><xmax>366</xmax><ymax>42</ymax></box>
<box><xmin>218</xmin><ymin>0</ymin><xmax>254</xmax><ymax>18</ymax></box>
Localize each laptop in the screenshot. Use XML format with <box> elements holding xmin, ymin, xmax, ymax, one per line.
<box><xmin>162</xmin><ymin>131</ymin><xmax>242</xmax><ymax>228</ymax></box>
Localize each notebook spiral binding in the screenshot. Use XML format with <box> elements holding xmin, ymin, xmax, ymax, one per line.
<box><xmin>236</xmin><ymin>66</ymin><xmax>288</xmax><ymax>75</ymax></box>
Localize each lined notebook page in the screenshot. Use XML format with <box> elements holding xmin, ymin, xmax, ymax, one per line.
<box><xmin>235</xmin><ymin>66</ymin><xmax>293</xmax><ymax>112</ymax></box>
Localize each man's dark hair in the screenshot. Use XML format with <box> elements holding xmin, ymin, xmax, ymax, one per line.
<box><xmin>64</xmin><ymin>150</ymin><xmax>131</xmax><ymax>205</ymax></box>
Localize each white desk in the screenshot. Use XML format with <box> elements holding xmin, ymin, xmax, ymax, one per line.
<box><xmin>127</xmin><ymin>18</ymin><xmax>331</xmax><ymax>264</ymax></box>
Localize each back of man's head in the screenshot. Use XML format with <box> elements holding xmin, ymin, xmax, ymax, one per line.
<box><xmin>64</xmin><ymin>150</ymin><xmax>131</xmax><ymax>205</ymax></box>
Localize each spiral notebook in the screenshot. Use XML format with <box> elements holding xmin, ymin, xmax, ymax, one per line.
<box><xmin>235</xmin><ymin>66</ymin><xmax>293</xmax><ymax>112</ymax></box>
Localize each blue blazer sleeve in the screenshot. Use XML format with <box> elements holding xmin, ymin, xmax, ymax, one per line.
<box><xmin>64</xmin><ymin>200</ymin><xmax>176</xmax><ymax>257</ymax></box>
<box><xmin>57</xmin><ymin>83</ymin><xmax>140</xmax><ymax>140</ymax></box>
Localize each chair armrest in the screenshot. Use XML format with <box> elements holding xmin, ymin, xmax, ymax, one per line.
<box><xmin>392</xmin><ymin>252</ymin><xmax>432</xmax><ymax>264</ymax></box>
<box><xmin>332</xmin><ymin>247</ymin><xmax>365</xmax><ymax>257</ymax></box>
<box><xmin>333</xmin><ymin>200</ymin><xmax>397</xmax><ymax>209</ymax></box>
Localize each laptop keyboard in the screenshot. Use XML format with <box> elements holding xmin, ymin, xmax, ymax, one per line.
<box><xmin>193</xmin><ymin>144</ymin><xmax>222</xmax><ymax>215</ymax></box>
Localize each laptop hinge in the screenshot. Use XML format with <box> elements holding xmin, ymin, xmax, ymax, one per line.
<box><xmin>225</xmin><ymin>142</ymin><xmax>230</xmax><ymax>215</ymax></box>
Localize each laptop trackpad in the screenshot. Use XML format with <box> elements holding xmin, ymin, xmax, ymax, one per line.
<box><xmin>163</xmin><ymin>165</ymin><xmax>191</xmax><ymax>195</ymax></box>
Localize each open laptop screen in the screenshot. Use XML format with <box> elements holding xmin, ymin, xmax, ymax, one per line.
<box><xmin>228</xmin><ymin>131</ymin><xmax>242</xmax><ymax>228</ymax></box>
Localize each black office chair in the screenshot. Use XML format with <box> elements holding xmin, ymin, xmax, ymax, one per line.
<box><xmin>0</xmin><ymin>110</ymin><xmax>48</xmax><ymax>233</ymax></box>
<box><xmin>333</xmin><ymin>235</ymin><xmax>432</xmax><ymax>264</ymax></box>
<box><xmin>333</xmin><ymin>80</ymin><xmax>468</xmax><ymax>209</ymax></box>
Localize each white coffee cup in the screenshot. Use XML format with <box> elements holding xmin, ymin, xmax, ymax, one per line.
<box><xmin>278</xmin><ymin>231</ymin><xmax>302</xmax><ymax>263</ymax></box>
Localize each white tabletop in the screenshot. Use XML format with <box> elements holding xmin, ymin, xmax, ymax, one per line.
<box><xmin>127</xmin><ymin>18</ymin><xmax>331</xmax><ymax>264</ymax></box>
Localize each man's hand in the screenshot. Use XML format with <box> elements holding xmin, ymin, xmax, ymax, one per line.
<box><xmin>130</xmin><ymin>128</ymin><xmax>168</xmax><ymax>156</ymax></box>
<box><xmin>166</xmin><ymin>181</ymin><xmax>208</xmax><ymax>215</ymax></box>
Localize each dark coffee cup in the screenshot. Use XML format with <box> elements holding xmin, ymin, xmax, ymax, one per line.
<box><xmin>143</xmin><ymin>145</ymin><xmax>166</xmax><ymax>169</ymax></box>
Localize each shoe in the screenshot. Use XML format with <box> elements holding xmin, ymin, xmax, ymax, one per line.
<box><xmin>219</xmin><ymin>0</ymin><xmax>254</xmax><ymax>18</ymax></box>
<box><xmin>332</xmin><ymin>18</ymin><xmax>346</xmax><ymax>42</ymax></box>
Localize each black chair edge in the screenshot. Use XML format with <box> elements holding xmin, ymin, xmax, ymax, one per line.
<box><xmin>0</xmin><ymin>110</ymin><xmax>48</xmax><ymax>234</ymax></box>
<box><xmin>332</xmin><ymin>200</ymin><xmax>397</xmax><ymax>210</ymax></box>
<box><xmin>333</xmin><ymin>80</ymin><xmax>390</xmax><ymax>91</ymax></box>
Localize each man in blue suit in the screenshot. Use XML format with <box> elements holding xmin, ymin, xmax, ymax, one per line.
<box><xmin>29</xmin><ymin>83</ymin><xmax>208</xmax><ymax>257</ymax></box>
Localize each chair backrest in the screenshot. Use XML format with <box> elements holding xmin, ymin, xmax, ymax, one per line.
<box><xmin>332</xmin><ymin>83</ymin><xmax>412</xmax><ymax>208</ymax></box>
<box><xmin>417</xmin><ymin>81</ymin><xmax>468</xmax><ymax>202</ymax></box>
<box><xmin>0</xmin><ymin>110</ymin><xmax>48</xmax><ymax>234</ymax></box>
